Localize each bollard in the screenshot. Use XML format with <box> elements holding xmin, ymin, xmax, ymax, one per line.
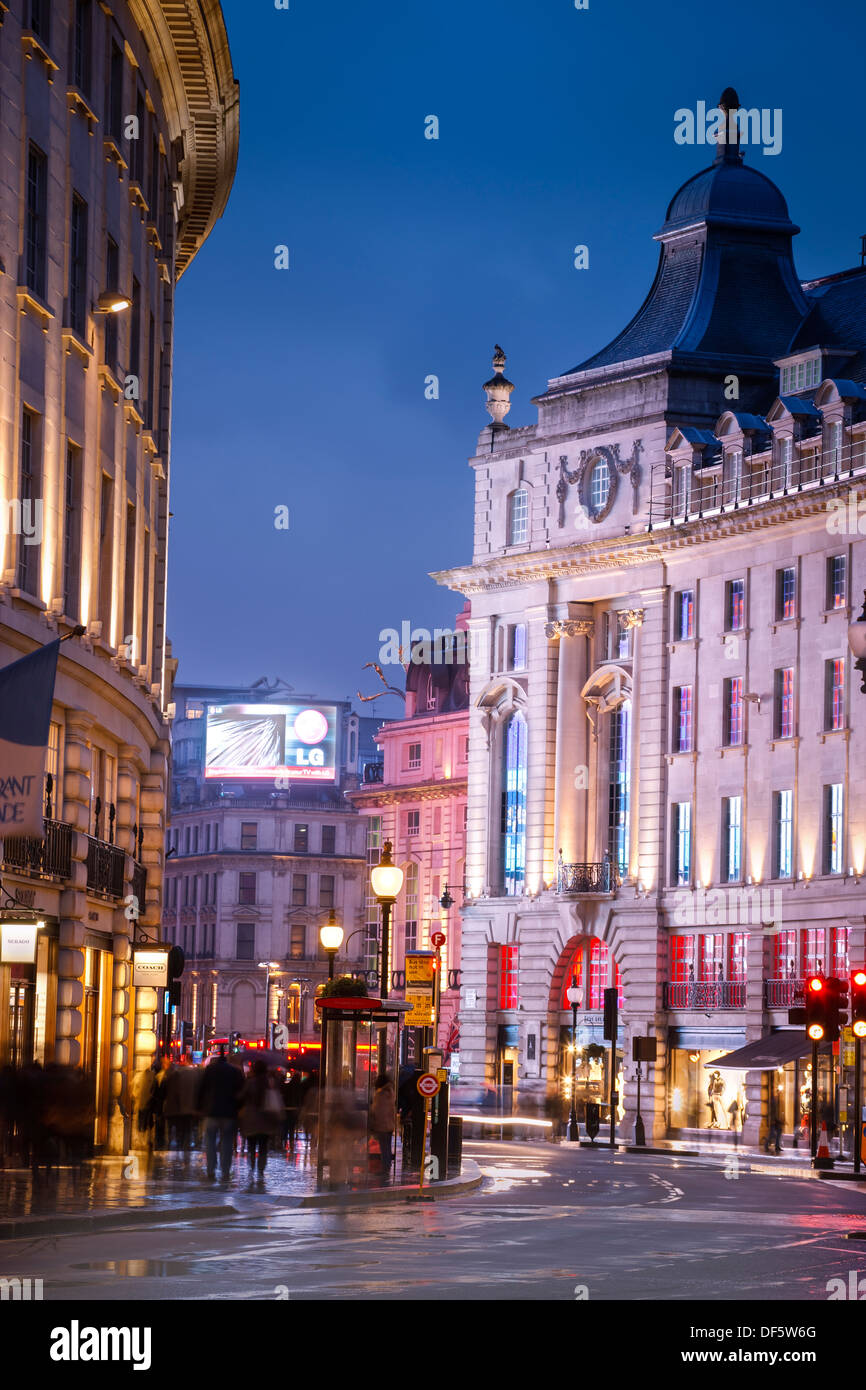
<box><xmin>447</xmin><ymin>1115</ymin><xmax>463</xmax><ymax>1173</ymax></box>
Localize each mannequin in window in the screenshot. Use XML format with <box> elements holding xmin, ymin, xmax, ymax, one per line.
<box><xmin>707</xmin><ymin>1070</ymin><xmax>727</xmax><ymax>1128</ymax></box>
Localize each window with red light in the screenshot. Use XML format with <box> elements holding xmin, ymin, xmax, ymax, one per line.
<box><xmin>832</xmin><ymin>926</ymin><xmax>849</xmax><ymax>976</ymax></box>
<box><xmin>771</xmin><ymin>930</ymin><xmax>796</xmax><ymax>978</ymax></box>
<box><xmin>560</xmin><ymin>947</ymin><xmax>584</xmax><ymax>1010</ymax></box>
<box><xmin>699</xmin><ymin>933</ymin><xmax>724</xmax><ymax>982</ymax></box>
<box><xmin>588</xmin><ymin>938</ymin><xmax>609</xmax><ymax>1009</ymax></box>
<box><xmin>670</xmin><ymin>935</ymin><xmax>694</xmax><ymax>983</ymax></box>
<box><xmin>727</xmin><ymin>933</ymin><xmax>747</xmax><ymax>981</ymax></box>
<box><xmin>800</xmin><ymin>928</ymin><xmax>825</xmax><ymax>976</ymax></box>
<box><xmin>615</xmin><ymin>961</ymin><xmax>623</xmax><ymax>1007</ymax></box>
<box><xmin>498</xmin><ymin>944</ymin><xmax>518</xmax><ymax>1010</ymax></box>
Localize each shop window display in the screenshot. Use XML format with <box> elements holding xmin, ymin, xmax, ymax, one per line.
<box><xmin>669</xmin><ymin>1048</ymin><xmax>747</xmax><ymax>1131</ymax></box>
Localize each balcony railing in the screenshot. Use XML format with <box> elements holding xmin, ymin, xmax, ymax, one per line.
<box><xmin>1</xmin><ymin>818</ymin><xmax>74</xmax><ymax>880</ymax></box>
<box><xmin>664</xmin><ymin>980</ymin><xmax>747</xmax><ymax>1010</ymax></box>
<box><xmin>86</xmin><ymin>836</ymin><xmax>125</xmax><ymax>898</ymax></box>
<box><xmin>557</xmin><ymin>860</ymin><xmax>619</xmax><ymax>894</ymax></box>
<box><xmin>131</xmin><ymin>859</ymin><xmax>147</xmax><ymax>910</ymax></box>
<box><xmin>765</xmin><ymin>978</ymin><xmax>805</xmax><ymax>1009</ymax></box>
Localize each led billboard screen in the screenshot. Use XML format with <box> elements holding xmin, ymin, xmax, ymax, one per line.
<box><xmin>204</xmin><ymin>703</ymin><xmax>338</xmax><ymax>781</ymax></box>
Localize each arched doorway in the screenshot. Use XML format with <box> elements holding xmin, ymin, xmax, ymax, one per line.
<box><xmin>550</xmin><ymin>936</ymin><xmax>624</xmax><ymax>1133</ymax></box>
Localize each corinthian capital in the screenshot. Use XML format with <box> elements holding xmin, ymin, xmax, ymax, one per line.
<box><xmin>620</xmin><ymin>609</ymin><xmax>645</xmax><ymax>630</ymax></box>
<box><xmin>545</xmin><ymin>619</ymin><xmax>595</xmax><ymax>641</ymax></box>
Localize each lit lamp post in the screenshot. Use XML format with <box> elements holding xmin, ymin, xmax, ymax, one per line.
<box><xmin>848</xmin><ymin>591</ymin><xmax>866</xmax><ymax>693</ymax></box>
<box><xmin>370</xmin><ymin>840</ymin><xmax>403</xmax><ymax>1001</ymax></box>
<box><xmin>319</xmin><ymin>909</ymin><xmax>344</xmax><ymax>982</ymax></box>
<box><xmin>258</xmin><ymin>960</ymin><xmax>282</xmax><ymax>1039</ymax></box>
<box><xmin>566</xmin><ymin>978</ymin><xmax>583</xmax><ymax>1141</ymax></box>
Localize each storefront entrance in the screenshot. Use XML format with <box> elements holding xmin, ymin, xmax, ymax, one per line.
<box><xmin>0</xmin><ymin>922</ymin><xmax>57</xmax><ymax>1068</ymax></box>
<box><xmin>81</xmin><ymin>944</ymin><xmax>113</xmax><ymax>1148</ymax></box>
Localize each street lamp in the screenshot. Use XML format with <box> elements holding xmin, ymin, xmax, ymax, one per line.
<box><xmin>319</xmin><ymin>909</ymin><xmax>344</xmax><ymax>981</ymax></box>
<box><xmin>258</xmin><ymin>960</ymin><xmax>281</xmax><ymax>1038</ymax></box>
<box><xmin>566</xmin><ymin>977</ymin><xmax>583</xmax><ymax>1141</ymax></box>
<box><xmin>848</xmin><ymin>590</ymin><xmax>866</xmax><ymax>693</ymax></box>
<box><xmin>370</xmin><ymin>840</ymin><xmax>403</xmax><ymax>1000</ymax></box>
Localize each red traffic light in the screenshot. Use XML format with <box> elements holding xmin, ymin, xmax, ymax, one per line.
<box><xmin>808</xmin><ymin>976</ymin><xmax>824</xmax><ymax>992</ymax></box>
<box><xmin>853</xmin><ymin>969</ymin><xmax>866</xmax><ymax>988</ymax></box>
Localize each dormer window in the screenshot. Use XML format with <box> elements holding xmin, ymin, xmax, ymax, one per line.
<box><xmin>507</xmin><ymin>488</ymin><xmax>529</xmax><ymax>545</ymax></box>
<box><xmin>780</xmin><ymin>357</ymin><xmax>821</xmax><ymax>394</ymax></box>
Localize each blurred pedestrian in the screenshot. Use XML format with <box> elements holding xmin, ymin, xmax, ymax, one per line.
<box><xmin>727</xmin><ymin>1096</ymin><xmax>741</xmax><ymax>1149</ymax></box>
<box><xmin>150</xmin><ymin>1054</ymin><xmax>172</xmax><ymax>1150</ymax></box>
<box><xmin>198</xmin><ymin>1046</ymin><xmax>243</xmax><ymax>1183</ymax></box>
<box><xmin>299</xmin><ymin>1073</ymin><xmax>319</xmax><ymax>1151</ymax></box>
<box><xmin>282</xmin><ymin>1069</ymin><xmax>303</xmax><ymax>1153</ymax></box>
<box><xmin>371</xmin><ymin>1073</ymin><xmax>396</xmax><ymax>1179</ymax></box>
<box><xmin>0</xmin><ymin>1065</ymin><xmax>16</xmax><ymax>1167</ymax></box>
<box><xmin>164</xmin><ymin>1059</ymin><xmax>200</xmax><ymax>1159</ymax></box>
<box><xmin>239</xmin><ymin>1059</ymin><xmax>282</xmax><ymax>1185</ymax></box>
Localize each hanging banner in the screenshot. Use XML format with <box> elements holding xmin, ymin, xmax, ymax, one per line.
<box><xmin>0</xmin><ymin>640</ymin><xmax>61</xmax><ymax>835</ymax></box>
<box><xmin>132</xmin><ymin>947</ymin><xmax>169</xmax><ymax>987</ymax></box>
<box><xmin>0</xmin><ymin>921</ymin><xmax>40</xmax><ymax>963</ymax></box>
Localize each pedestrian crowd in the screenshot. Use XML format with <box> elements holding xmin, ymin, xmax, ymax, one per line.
<box><xmin>0</xmin><ymin>1061</ymin><xmax>94</xmax><ymax>1175</ymax></box>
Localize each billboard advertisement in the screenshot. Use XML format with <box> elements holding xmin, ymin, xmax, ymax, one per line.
<box><xmin>204</xmin><ymin>703</ymin><xmax>338</xmax><ymax>781</ymax></box>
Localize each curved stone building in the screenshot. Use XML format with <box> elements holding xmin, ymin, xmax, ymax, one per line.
<box><xmin>437</xmin><ymin>100</ymin><xmax>866</xmax><ymax>1149</ymax></box>
<box><xmin>0</xmin><ymin>0</ymin><xmax>237</xmax><ymax>1151</ymax></box>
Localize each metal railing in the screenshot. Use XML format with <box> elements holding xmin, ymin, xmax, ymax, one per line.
<box><xmin>1</xmin><ymin>818</ymin><xmax>74</xmax><ymax>880</ymax></box>
<box><xmin>765</xmin><ymin>978</ymin><xmax>805</xmax><ymax>1008</ymax></box>
<box><xmin>557</xmin><ymin>860</ymin><xmax>619</xmax><ymax>894</ymax></box>
<box><xmin>664</xmin><ymin>980</ymin><xmax>747</xmax><ymax>1010</ymax></box>
<box><xmin>85</xmin><ymin>836</ymin><xmax>125</xmax><ymax>898</ymax></box>
<box><xmin>131</xmin><ymin>859</ymin><xmax>147</xmax><ymax>909</ymax></box>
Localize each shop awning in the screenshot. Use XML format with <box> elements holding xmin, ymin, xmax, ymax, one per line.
<box><xmin>703</xmin><ymin>1031</ymin><xmax>815</xmax><ymax>1071</ymax></box>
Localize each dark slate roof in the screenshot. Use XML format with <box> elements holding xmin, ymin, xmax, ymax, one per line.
<box><xmin>661</xmin><ymin>160</ymin><xmax>797</xmax><ymax>235</ymax></box>
<box><xmin>828</xmin><ymin>378</ymin><xmax>866</xmax><ymax>399</ymax></box>
<box><xmin>778</xmin><ymin>395</ymin><xmax>821</xmax><ymax>417</ymax></box>
<box><xmin>727</xmin><ymin>413</ymin><xmax>770</xmax><ymax>431</ymax></box>
<box><xmin>788</xmin><ymin>269</ymin><xmax>866</xmax><ymax>383</ymax></box>
<box><xmin>566</xmin><ymin>154</ymin><xmax>807</xmax><ymax>375</ymax></box>
<box><xmin>673</xmin><ymin>426</ymin><xmax>719</xmax><ymax>445</ymax></box>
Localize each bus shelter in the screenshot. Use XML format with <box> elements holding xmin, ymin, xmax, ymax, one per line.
<box><xmin>314</xmin><ymin>995</ymin><xmax>408</xmax><ymax>1190</ymax></box>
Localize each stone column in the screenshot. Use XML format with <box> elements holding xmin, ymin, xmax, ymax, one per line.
<box><xmin>548</xmin><ymin>617</ymin><xmax>594</xmax><ymax>871</ymax></box>
<box><xmin>743</xmin><ymin>928</ymin><xmax>771</xmax><ymax>1148</ymax></box>
<box><xmin>55</xmin><ymin>711</ymin><xmax>93</xmax><ymax>1068</ymax></box>
<box><xmin>525</xmin><ymin>606</ymin><xmax>558</xmax><ymax>893</ymax></box>
<box><xmin>132</xmin><ymin>737</ymin><xmax>168</xmax><ymax>1084</ymax></box>
<box><xmin>108</xmin><ymin>746</ymin><xmax>143</xmax><ymax>1153</ymax></box>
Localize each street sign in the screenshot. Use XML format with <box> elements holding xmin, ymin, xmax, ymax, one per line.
<box><xmin>417</xmin><ymin>1072</ymin><xmax>441</xmax><ymax>1098</ymax></box>
<box><xmin>431</xmin><ymin>931</ymin><xmax>446</xmax><ymax>948</ymax></box>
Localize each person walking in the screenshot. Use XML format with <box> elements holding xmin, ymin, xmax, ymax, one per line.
<box><xmin>727</xmin><ymin>1095</ymin><xmax>741</xmax><ymax>1149</ymax></box>
<box><xmin>198</xmin><ymin>1047</ymin><xmax>243</xmax><ymax>1183</ymax></box>
<box><xmin>239</xmin><ymin>1059</ymin><xmax>282</xmax><ymax>1186</ymax></box>
<box><xmin>282</xmin><ymin>1069</ymin><xmax>303</xmax><ymax>1154</ymax></box>
<box><xmin>371</xmin><ymin>1073</ymin><xmax>396</xmax><ymax>1180</ymax></box>
<box><xmin>164</xmin><ymin>1059</ymin><xmax>200</xmax><ymax>1159</ymax></box>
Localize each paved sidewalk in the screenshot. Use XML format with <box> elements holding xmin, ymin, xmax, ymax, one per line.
<box><xmin>0</xmin><ymin>1143</ymin><xmax>482</xmax><ymax>1239</ymax></box>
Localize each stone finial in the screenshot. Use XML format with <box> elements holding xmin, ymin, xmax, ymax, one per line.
<box><xmin>483</xmin><ymin>344</ymin><xmax>514</xmax><ymax>426</ymax></box>
<box><xmin>714</xmin><ymin>86</ymin><xmax>744</xmax><ymax>165</ymax></box>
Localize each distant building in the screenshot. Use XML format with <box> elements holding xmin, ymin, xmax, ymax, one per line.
<box><xmin>164</xmin><ymin>680</ymin><xmax>381</xmax><ymax>1043</ymax></box>
<box><xmin>0</xmin><ymin>1</ymin><xmax>237</xmax><ymax>1151</ymax></box>
<box><xmin>349</xmin><ymin>610</ymin><xmax>470</xmax><ymax>1065</ymax></box>
<box><xmin>436</xmin><ymin>97</ymin><xmax>866</xmax><ymax>1146</ymax></box>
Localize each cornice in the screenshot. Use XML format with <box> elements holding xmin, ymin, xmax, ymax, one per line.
<box><xmin>348</xmin><ymin>778</ymin><xmax>468</xmax><ymax>807</ymax></box>
<box><xmin>433</xmin><ymin>479</ymin><xmax>853</xmax><ymax>596</ymax></box>
<box><xmin>129</xmin><ymin>1</ymin><xmax>239</xmax><ymax>278</ymax></box>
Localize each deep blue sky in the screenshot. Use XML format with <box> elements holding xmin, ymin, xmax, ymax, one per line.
<box><xmin>168</xmin><ymin>0</ymin><xmax>866</xmax><ymax>719</ymax></box>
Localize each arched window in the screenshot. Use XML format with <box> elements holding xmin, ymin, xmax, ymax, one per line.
<box><xmin>588</xmin><ymin>938</ymin><xmax>609</xmax><ymax>1009</ymax></box>
<box><xmin>425</xmin><ymin>674</ymin><xmax>436</xmax><ymax>711</ymax></box>
<box><xmin>608</xmin><ymin>700</ymin><xmax>631</xmax><ymax>879</ymax></box>
<box><xmin>560</xmin><ymin>943</ymin><xmax>585</xmax><ymax>1010</ymax></box>
<box><xmin>502</xmin><ymin>712</ymin><xmax>527</xmax><ymax>895</ymax></box>
<box><xmin>508</xmin><ymin>489</ymin><xmax>529</xmax><ymax>546</ymax></box>
<box><xmin>403</xmin><ymin>862</ymin><xmax>418</xmax><ymax>953</ymax></box>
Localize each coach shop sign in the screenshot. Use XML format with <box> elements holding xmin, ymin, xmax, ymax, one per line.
<box><xmin>0</xmin><ymin>919</ymin><xmax>43</xmax><ymax>964</ymax></box>
<box><xmin>132</xmin><ymin>947</ymin><xmax>170</xmax><ymax>988</ymax></box>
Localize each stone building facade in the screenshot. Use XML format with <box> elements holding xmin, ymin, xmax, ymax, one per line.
<box><xmin>164</xmin><ymin>681</ymin><xmax>381</xmax><ymax>1045</ymax></box>
<box><xmin>0</xmin><ymin>0</ymin><xmax>237</xmax><ymax>1150</ymax></box>
<box><xmin>436</xmin><ymin>108</ymin><xmax>866</xmax><ymax>1146</ymax></box>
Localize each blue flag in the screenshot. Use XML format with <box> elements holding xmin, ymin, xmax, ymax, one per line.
<box><xmin>0</xmin><ymin>639</ymin><xmax>61</xmax><ymax>834</ymax></box>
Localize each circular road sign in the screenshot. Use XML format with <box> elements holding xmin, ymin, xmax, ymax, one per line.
<box><xmin>417</xmin><ymin>1072</ymin><xmax>441</xmax><ymax>1098</ymax></box>
<box><xmin>431</xmin><ymin>931</ymin><xmax>446</xmax><ymax>948</ymax></box>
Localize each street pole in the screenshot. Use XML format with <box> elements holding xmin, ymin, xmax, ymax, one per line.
<box><xmin>264</xmin><ymin>965</ymin><xmax>271</xmax><ymax>1038</ymax></box>
<box><xmin>855</xmin><ymin>1034</ymin><xmax>862</xmax><ymax>1176</ymax></box>
<box><xmin>569</xmin><ymin>1001</ymin><xmax>578</xmax><ymax>1141</ymax></box>
<box><xmin>379</xmin><ymin>897</ymin><xmax>391</xmax><ymax>1001</ymax></box>
<box><xmin>811</xmin><ymin>1039</ymin><xmax>818</xmax><ymax>1159</ymax></box>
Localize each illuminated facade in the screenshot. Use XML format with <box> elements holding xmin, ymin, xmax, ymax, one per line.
<box><xmin>348</xmin><ymin>618</ymin><xmax>469</xmax><ymax>1064</ymax></box>
<box><xmin>0</xmin><ymin>0</ymin><xmax>238</xmax><ymax>1150</ymax></box>
<box><xmin>164</xmin><ymin>682</ymin><xmax>381</xmax><ymax>1044</ymax></box>
<box><xmin>436</xmin><ymin>110</ymin><xmax>866</xmax><ymax>1145</ymax></box>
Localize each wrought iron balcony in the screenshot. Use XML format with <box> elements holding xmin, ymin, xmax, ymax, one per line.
<box><xmin>557</xmin><ymin>860</ymin><xmax>619</xmax><ymax>894</ymax></box>
<box><xmin>664</xmin><ymin>980</ymin><xmax>747</xmax><ymax>1010</ymax></box>
<box><xmin>765</xmin><ymin>978</ymin><xmax>805</xmax><ymax>1009</ymax></box>
<box><xmin>131</xmin><ymin>859</ymin><xmax>147</xmax><ymax>910</ymax></box>
<box><xmin>86</xmin><ymin>836</ymin><xmax>125</xmax><ymax>898</ymax></box>
<box><xmin>1</xmin><ymin>818</ymin><xmax>74</xmax><ymax>880</ymax></box>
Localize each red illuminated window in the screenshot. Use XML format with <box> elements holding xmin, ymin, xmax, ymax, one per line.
<box><xmin>771</xmin><ymin>930</ymin><xmax>796</xmax><ymax>978</ymax></box>
<box><xmin>670</xmin><ymin>936</ymin><xmax>694</xmax><ymax>984</ymax></box>
<box><xmin>800</xmin><ymin>928</ymin><xmax>825</xmax><ymax>976</ymax></box>
<box><xmin>615</xmin><ymin>961</ymin><xmax>623</xmax><ymax>1007</ymax></box>
<box><xmin>832</xmin><ymin>926</ymin><xmax>849</xmax><ymax>977</ymax></box>
<box><xmin>560</xmin><ymin>947</ymin><xmax>584</xmax><ymax>1010</ymax></box>
<box><xmin>499</xmin><ymin>944</ymin><xmax>518</xmax><ymax>1010</ymax></box>
<box><xmin>588</xmin><ymin>938</ymin><xmax>609</xmax><ymax>1009</ymax></box>
<box><xmin>699</xmin><ymin>934</ymin><xmax>724</xmax><ymax>982</ymax></box>
<box><xmin>727</xmin><ymin>933</ymin><xmax>746</xmax><ymax>981</ymax></box>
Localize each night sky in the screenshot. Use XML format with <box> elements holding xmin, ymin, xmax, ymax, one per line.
<box><xmin>167</xmin><ymin>0</ymin><xmax>866</xmax><ymax>719</ymax></box>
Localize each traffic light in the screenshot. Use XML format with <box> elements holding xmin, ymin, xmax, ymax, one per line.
<box><xmin>229</xmin><ymin>1031</ymin><xmax>241</xmax><ymax>1053</ymax></box>
<box><xmin>805</xmin><ymin>975</ymin><xmax>827</xmax><ymax>1041</ymax></box>
<box><xmin>825</xmin><ymin>976</ymin><xmax>849</xmax><ymax>1043</ymax></box>
<box><xmin>852</xmin><ymin>968</ymin><xmax>866</xmax><ymax>1039</ymax></box>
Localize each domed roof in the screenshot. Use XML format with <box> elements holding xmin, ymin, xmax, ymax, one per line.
<box><xmin>660</xmin><ymin>156</ymin><xmax>797</xmax><ymax>237</ymax></box>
